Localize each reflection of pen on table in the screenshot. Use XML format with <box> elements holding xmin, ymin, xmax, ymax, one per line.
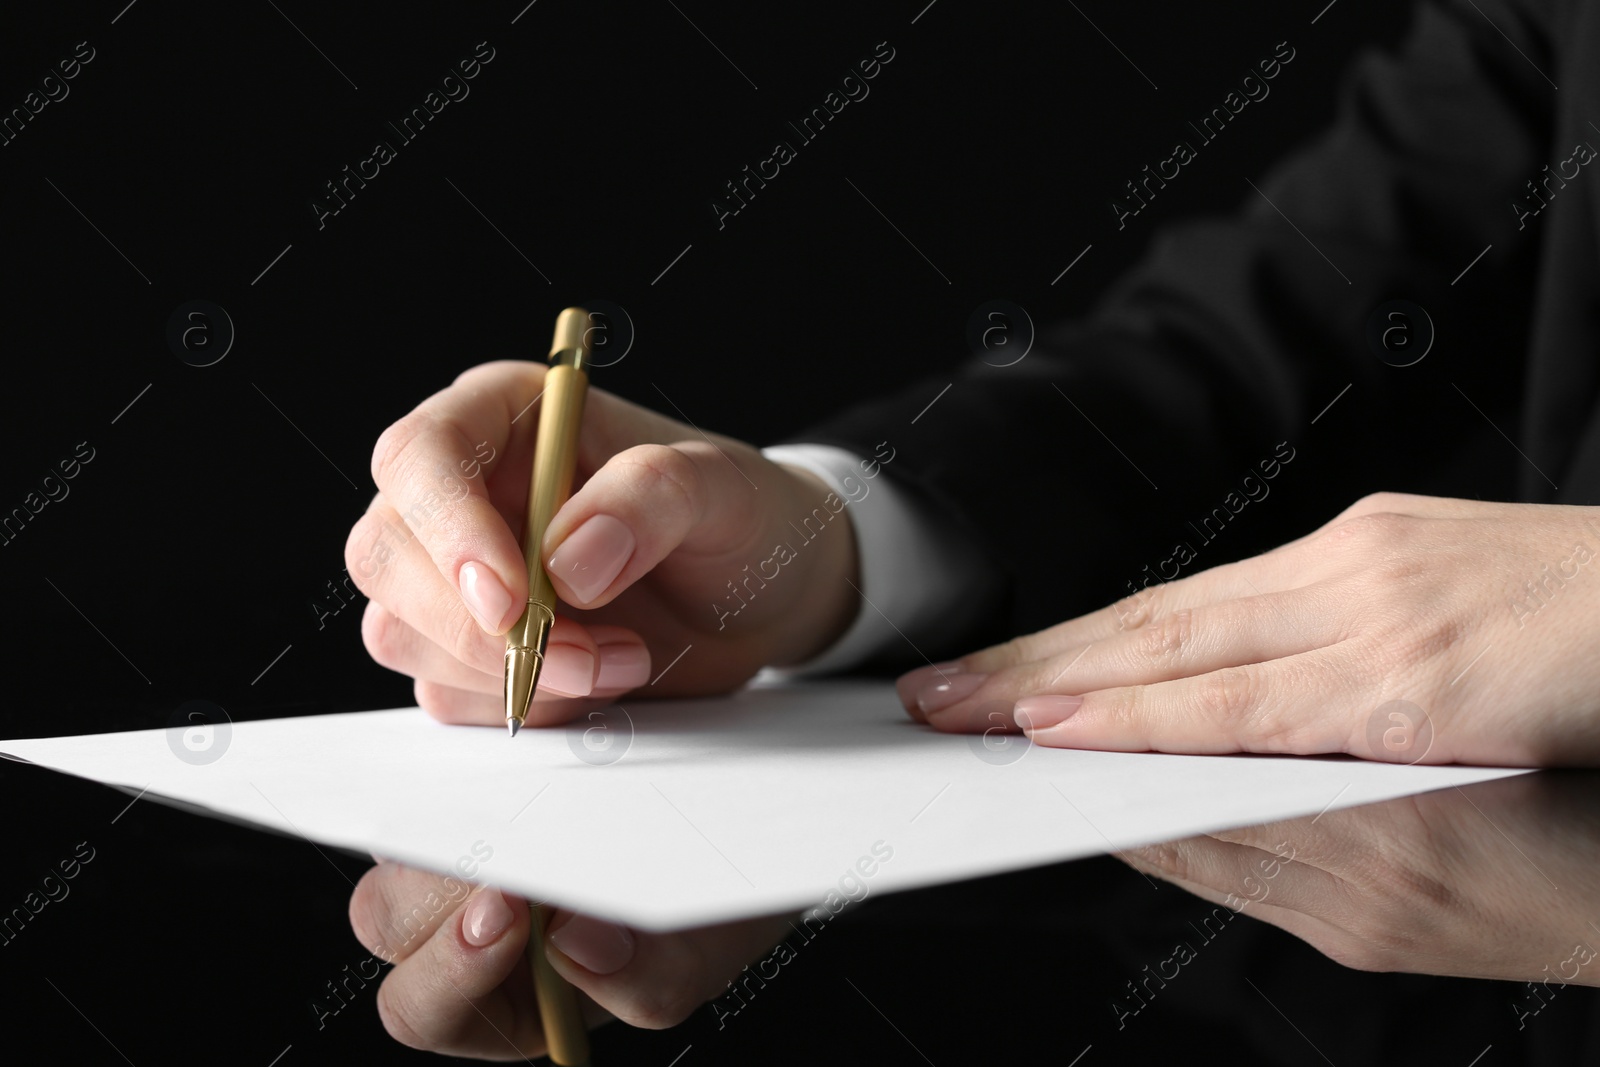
<box><xmin>505</xmin><ymin>306</ymin><xmax>593</xmax><ymax>1066</ymax></box>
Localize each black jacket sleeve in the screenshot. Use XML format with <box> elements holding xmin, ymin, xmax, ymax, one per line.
<box><xmin>786</xmin><ymin>0</ymin><xmax>1559</xmax><ymax>655</ymax></box>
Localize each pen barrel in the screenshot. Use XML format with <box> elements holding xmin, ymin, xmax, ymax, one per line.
<box><xmin>528</xmin><ymin>902</ymin><xmax>593</xmax><ymax>1065</ymax></box>
<box><xmin>510</xmin><ymin>351</ymin><xmax>589</xmax><ymax>650</ymax></box>
<box><xmin>524</xmin><ymin>359</ymin><xmax>588</xmax><ymax>579</ymax></box>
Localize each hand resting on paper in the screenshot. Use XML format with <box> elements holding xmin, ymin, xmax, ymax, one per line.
<box><xmin>896</xmin><ymin>493</ymin><xmax>1600</xmax><ymax>767</ymax></box>
<box><xmin>348</xmin><ymin>858</ymin><xmax>793</xmax><ymax>1058</ymax></box>
<box><xmin>894</xmin><ymin>493</ymin><xmax>1600</xmax><ymax>985</ymax></box>
<box><xmin>1117</xmin><ymin>771</ymin><xmax>1600</xmax><ymax>994</ymax></box>
<box><xmin>345</xmin><ymin>359</ymin><xmax>862</xmax><ymax>725</ymax></box>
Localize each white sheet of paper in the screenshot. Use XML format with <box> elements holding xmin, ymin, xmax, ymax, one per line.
<box><xmin>0</xmin><ymin>679</ymin><xmax>1528</xmax><ymax>931</ymax></box>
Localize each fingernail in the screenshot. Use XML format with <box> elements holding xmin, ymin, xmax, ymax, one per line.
<box><xmin>548</xmin><ymin>515</ymin><xmax>636</xmax><ymax>605</ymax></box>
<box><xmin>548</xmin><ymin>914</ymin><xmax>635</xmax><ymax>975</ymax></box>
<box><xmin>463</xmin><ymin>887</ymin><xmax>514</xmax><ymax>947</ymax></box>
<box><xmin>895</xmin><ymin>661</ymin><xmax>960</xmax><ymax>710</ymax></box>
<box><xmin>1013</xmin><ymin>695</ymin><xmax>1083</xmax><ymax>730</ymax></box>
<box><xmin>460</xmin><ymin>561</ymin><xmax>514</xmax><ymax>633</ymax></box>
<box><xmin>915</xmin><ymin>672</ymin><xmax>987</xmax><ymax>715</ymax></box>
<box><xmin>596</xmin><ymin>643</ymin><xmax>651</xmax><ymax>690</ymax></box>
<box><xmin>539</xmin><ymin>644</ymin><xmax>596</xmax><ymax>697</ymax></box>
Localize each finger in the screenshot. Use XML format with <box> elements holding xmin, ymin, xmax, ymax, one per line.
<box><xmin>1205</xmin><ymin>799</ymin><xmax>1431</xmax><ymax>881</ymax></box>
<box><xmin>1207</xmin><ymin>819</ymin><xmax>1351</xmax><ymax>875</ymax></box>
<box><xmin>350</xmin><ymin>860</ymin><xmax>477</xmax><ymax>966</ymax></box>
<box><xmin>364</xmin><ymin>601</ymin><xmax>645</xmax><ymax>700</ymax></box>
<box><xmin>1120</xmin><ymin>835</ymin><xmax>1347</xmax><ymax>918</ymax></box>
<box><xmin>540</xmin><ymin>439</ymin><xmax>771</xmax><ymax>609</ymax></box>
<box><xmin>366</xmin><ymin>358</ymin><xmax>752</xmax><ymax>630</ymax></box>
<box><xmin>894</xmin><ymin>661</ymin><xmax>961</xmax><ymax>725</ymax></box>
<box><xmin>1016</xmin><ymin>554</ymin><xmax>1309</xmax><ymax>660</ymax></box>
<box><xmin>411</xmin><ymin>624</ymin><xmax>647</xmax><ymax>725</ymax></box>
<box><xmin>363</xmin><ymin>600</ymin><xmax>499</xmax><ymax>693</ymax></box>
<box><xmin>416</xmin><ymin>679</ymin><xmax>632</xmax><ymax>729</ymax></box>
<box><xmin>892</xmin><ymin>553</ymin><xmax>1314</xmax><ymax>720</ymax></box>
<box><xmin>1017</xmin><ymin>645</ymin><xmax>1368</xmax><ymax>755</ymax></box>
<box><xmin>348</xmin><ymin>494</ymin><xmax>513</xmax><ymax>676</ymax></box>
<box><xmin>365</xmin><ymin>363</ymin><xmax>549</xmax><ymax>636</ymax></box>
<box><xmin>919</xmin><ymin>587</ymin><xmax>1336</xmax><ymax>729</ymax></box>
<box><xmin>543</xmin><ymin>910</ymin><xmax>793</xmax><ymax>1030</ymax></box>
<box><xmin>903</xmin><ymin>493</ymin><xmax>1448</xmax><ymax>711</ymax></box>
<box><xmin>354</xmin><ymin>528</ymin><xmax>603</xmax><ymax>696</ymax></box>
<box><xmin>357</xmin><ymin>358</ymin><xmax>713</xmax><ymax>636</ymax></box>
<box><xmin>1117</xmin><ymin>849</ymin><xmax>1360</xmax><ymax>961</ymax></box>
<box><xmin>374</xmin><ymin>885</ymin><xmax>547</xmax><ymax>1058</ymax></box>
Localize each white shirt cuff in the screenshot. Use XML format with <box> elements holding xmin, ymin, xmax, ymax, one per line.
<box><xmin>756</xmin><ymin>443</ymin><xmax>988</xmax><ymax>677</ymax></box>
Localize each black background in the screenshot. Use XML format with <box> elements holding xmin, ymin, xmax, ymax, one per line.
<box><xmin>1</xmin><ymin>2</ymin><xmax>1592</xmax><ymax>1064</ymax></box>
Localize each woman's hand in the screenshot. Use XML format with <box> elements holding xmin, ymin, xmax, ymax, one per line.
<box><xmin>346</xmin><ymin>360</ymin><xmax>861</xmax><ymax>726</ymax></box>
<box><xmin>896</xmin><ymin>493</ymin><xmax>1600</xmax><ymax>765</ymax></box>
<box><xmin>1116</xmin><ymin>771</ymin><xmax>1600</xmax><ymax>991</ymax></box>
<box><xmin>347</xmin><ymin>858</ymin><xmax>794</xmax><ymax>1059</ymax></box>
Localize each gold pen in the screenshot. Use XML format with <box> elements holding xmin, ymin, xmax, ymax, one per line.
<box><xmin>506</xmin><ymin>306</ymin><xmax>593</xmax><ymax>1067</ymax></box>
<box><xmin>505</xmin><ymin>306</ymin><xmax>592</xmax><ymax>737</ymax></box>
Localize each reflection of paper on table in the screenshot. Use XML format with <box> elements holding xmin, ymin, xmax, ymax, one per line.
<box><xmin>0</xmin><ymin>679</ymin><xmax>1528</xmax><ymax>931</ymax></box>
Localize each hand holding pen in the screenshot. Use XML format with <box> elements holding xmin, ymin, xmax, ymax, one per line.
<box><xmin>344</xmin><ymin>312</ymin><xmax>868</xmax><ymax>1057</ymax></box>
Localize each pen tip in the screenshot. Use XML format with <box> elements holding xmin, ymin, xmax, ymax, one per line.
<box><xmin>504</xmin><ymin>645</ymin><xmax>540</xmax><ymax>734</ymax></box>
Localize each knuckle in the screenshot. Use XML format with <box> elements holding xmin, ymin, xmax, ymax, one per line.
<box><xmin>452</xmin><ymin>359</ymin><xmax>506</xmax><ymax>388</ymax></box>
<box><xmin>1138</xmin><ymin>609</ymin><xmax>1194</xmax><ymax>664</ymax></box>
<box><xmin>454</xmin><ymin>358</ymin><xmax>542</xmax><ymax>395</ymax></box>
<box><xmin>613</xmin><ymin>444</ymin><xmax>705</xmax><ymax>521</ymax></box>
<box><xmin>1196</xmin><ymin>665</ymin><xmax>1261</xmax><ymax>729</ymax></box>
<box><xmin>1392</xmin><ymin>612</ymin><xmax>1468</xmax><ymax>671</ymax></box>
<box><xmin>982</xmin><ymin>635</ymin><xmax>1035</xmax><ymax>671</ymax></box>
<box><xmin>613</xmin><ymin>937</ymin><xmax>709</xmax><ymax>1029</ymax></box>
<box><xmin>1335</xmin><ymin>491</ymin><xmax>1425</xmax><ymax>527</ymax></box>
<box><xmin>1006</xmin><ymin>615</ymin><xmax>1093</xmax><ymax>666</ymax></box>
<box><xmin>1090</xmin><ymin>687</ymin><xmax>1139</xmax><ymax>738</ymax></box>
<box><xmin>371</xmin><ymin>411</ymin><xmax>432</xmax><ymax>489</ymax></box>
<box><xmin>1124</xmin><ymin>840</ymin><xmax>1187</xmax><ymax>879</ymax></box>
<box><xmin>1314</xmin><ymin>933</ymin><xmax>1393</xmax><ymax>974</ymax></box>
<box><xmin>415</xmin><ymin>679</ymin><xmax>453</xmax><ymax>723</ymax></box>
<box><xmin>1346</xmin><ymin>491</ymin><xmax>1410</xmax><ymax>516</ymax></box>
<box><xmin>361</xmin><ymin>603</ymin><xmax>408</xmax><ymax>671</ymax></box>
<box><xmin>624</xmin><ymin>984</ymin><xmax>703</xmax><ymax>1030</ymax></box>
<box><xmin>368</xmin><ymin>869</ymin><xmax>425</xmax><ymax>954</ymax></box>
<box><xmin>344</xmin><ymin>510</ymin><xmax>388</xmax><ymax>593</ymax></box>
<box><xmin>348</xmin><ymin>869</ymin><xmax>390</xmax><ymax>957</ymax></box>
<box><xmin>443</xmin><ymin>597</ymin><xmax>489</xmax><ymax>669</ymax></box>
<box><xmin>1112</xmin><ymin>583</ymin><xmax>1166</xmax><ymax>632</ymax></box>
<box><xmin>1326</xmin><ymin>510</ymin><xmax>1412</xmax><ymax>550</ymax></box>
<box><xmin>1357</xmin><ymin>927</ymin><xmax>1415</xmax><ymax>970</ymax></box>
<box><xmin>374</xmin><ymin>976</ymin><xmax>438</xmax><ymax>1051</ymax></box>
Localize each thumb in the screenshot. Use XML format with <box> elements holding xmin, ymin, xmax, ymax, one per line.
<box><xmin>540</xmin><ymin>439</ymin><xmax>769</xmax><ymax>608</ymax></box>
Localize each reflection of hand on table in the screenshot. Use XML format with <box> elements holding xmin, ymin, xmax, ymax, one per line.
<box><xmin>348</xmin><ymin>858</ymin><xmax>794</xmax><ymax>1058</ymax></box>
<box><xmin>1118</xmin><ymin>772</ymin><xmax>1600</xmax><ymax>992</ymax></box>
